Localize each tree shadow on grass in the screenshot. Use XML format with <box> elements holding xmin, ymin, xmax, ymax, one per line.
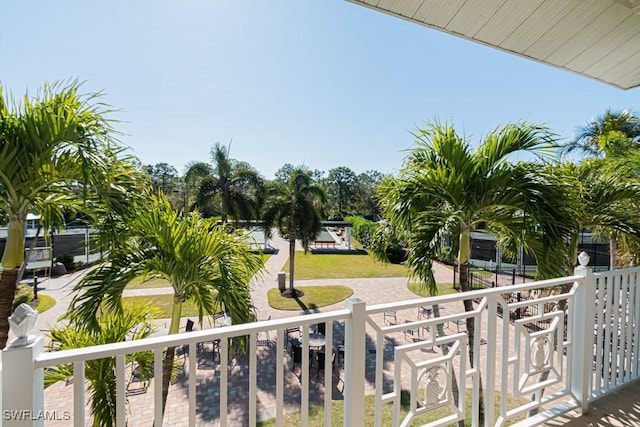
<box><xmin>292</xmin><ymin>294</ymin><xmax>317</xmax><ymax>311</ymax></box>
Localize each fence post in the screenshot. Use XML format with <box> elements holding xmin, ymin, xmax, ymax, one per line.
<box><xmin>571</xmin><ymin>252</ymin><xmax>595</xmax><ymax>414</ymax></box>
<box><xmin>344</xmin><ymin>297</ymin><xmax>366</xmax><ymax>427</ymax></box>
<box><xmin>2</xmin><ymin>336</ymin><xmax>45</xmax><ymax>426</ymax></box>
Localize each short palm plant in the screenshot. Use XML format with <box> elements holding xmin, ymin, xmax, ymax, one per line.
<box><xmin>45</xmin><ymin>304</ymin><xmax>159</xmax><ymax>427</ymax></box>
<box><xmin>67</xmin><ymin>194</ymin><xmax>263</xmax><ymax>420</ymax></box>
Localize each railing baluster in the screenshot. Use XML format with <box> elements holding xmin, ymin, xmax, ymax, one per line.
<box><xmin>301</xmin><ymin>324</ymin><xmax>310</xmax><ymax>426</ymax></box>
<box><xmin>276</xmin><ymin>329</ymin><xmax>284</xmax><ymax>427</ymax></box>
<box><xmin>220</xmin><ymin>339</ymin><xmax>228</xmax><ymax>427</ymax></box>
<box><xmin>485</xmin><ymin>295</ymin><xmax>498</xmax><ymax>427</ymax></box>
<box><xmin>612</xmin><ymin>275</ymin><xmax>620</xmax><ymax>387</ymax></box>
<box><xmin>153</xmin><ymin>349</ymin><xmax>163</xmax><ymax>427</ymax></box>
<box><xmin>188</xmin><ymin>342</ymin><xmax>196</xmax><ymax>427</ymax></box>
<box><xmin>323</xmin><ymin>320</ymin><xmax>333</xmax><ymax>427</ymax></box>
<box><xmin>344</xmin><ymin>298</ymin><xmax>366</xmax><ymax>427</ymax></box>
<box><xmin>115</xmin><ymin>354</ymin><xmax>126</xmax><ymax>427</ymax></box>
<box><xmin>73</xmin><ymin>361</ymin><xmax>85</xmax><ymax>427</ymax></box>
<box><xmin>249</xmin><ymin>332</ymin><xmax>257</xmax><ymax>426</ymax></box>
<box><xmin>374</xmin><ymin>331</ymin><xmax>384</xmax><ymax>427</ymax></box>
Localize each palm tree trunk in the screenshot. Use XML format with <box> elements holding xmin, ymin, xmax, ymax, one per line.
<box><xmin>0</xmin><ymin>269</ymin><xmax>19</xmax><ymax>349</ymax></box>
<box><xmin>458</xmin><ymin>228</ymin><xmax>485</xmax><ymax>424</ymax></box>
<box><xmin>288</xmin><ymin>238</ymin><xmax>295</xmax><ymax>291</ymax></box>
<box><xmin>0</xmin><ymin>215</ymin><xmax>26</xmax><ymax>348</ymax></box>
<box><xmin>160</xmin><ymin>298</ymin><xmax>183</xmax><ymax>418</ymax></box>
<box><xmin>609</xmin><ymin>237</ymin><xmax>618</xmax><ymax>270</ymax></box>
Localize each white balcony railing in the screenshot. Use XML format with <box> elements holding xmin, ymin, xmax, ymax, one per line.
<box><xmin>2</xmin><ymin>263</ymin><xmax>639</xmax><ymax>426</ymax></box>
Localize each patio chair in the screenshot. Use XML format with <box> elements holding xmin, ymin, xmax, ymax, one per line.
<box><xmin>316</xmin><ymin>322</ymin><xmax>326</xmax><ymax>335</ymax></box>
<box><xmin>384</xmin><ymin>310</ymin><xmax>397</xmax><ymax>325</ymax></box>
<box><xmin>291</xmin><ymin>345</ymin><xmax>311</xmax><ymax>371</ymax></box>
<box><xmin>314</xmin><ymin>351</ymin><xmax>336</xmax><ymax>380</ymax></box>
<box><xmin>126</xmin><ymin>361</ymin><xmax>150</xmax><ymax>396</ymax></box>
<box><xmin>213</xmin><ymin>312</ymin><xmax>228</xmax><ymax>328</ymax></box>
<box><xmin>256</xmin><ymin>330</ymin><xmax>270</xmax><ymax>348</ymax></box>
<box><xmin>404</xmin><ymin>320</ymin><xmax>421</xmax><ymax>342</ymax></box>
<box><xmin>286</xmin><ymin>326</ymin><xmax>301</xmax><ymax>346</ymax></box>
<box><xmin>418</xmin><ymin>306</ymin><xmax>433</xmax><ymax>319</ymax></box>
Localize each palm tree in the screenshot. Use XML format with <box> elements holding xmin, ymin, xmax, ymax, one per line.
<box><xmin>565</xmin><ymin>109</ymin><xmax>640</xmax><ymax>158</ymax></box>
<box><xmin>0</xmin><ymin>81</ymin><xmax>144</xmax><ymax>348</ymax></box>
<box><xmin>67</xmin><ymin>194</ymin><xmax>263</xmax><ymax>419</ymax></box>
<box><xmin>553</xmin><ymin>159</ymin><xmax>640</xmax><ymax>273</ymax></box>
<box><xmin>189</xmin><ymin>142</ymin><xmax>260</xmax><ymax>223</ymax></box>
<box><xmin>45</xmin><ymin>304</ymin><xmax>159</xmax><ymax>427</ymax></box>
<box><xmin>183</xmin><ymin>161</ymin><xmax>213</xmax><ymax>214</ymax></box>
<box><xmin>565</xmin><ymin>109</ymin><xmax>640</xmax><ymax>268</ymax></box>
<box><xmin>263</xmin><ymin>167</ymin><xmax>326</xmax><ymax>296</ymax></box>
<box><xmin>372</xmin><ymin>121</ymin><xmax>573</xmax><ymax>422</ymax></box>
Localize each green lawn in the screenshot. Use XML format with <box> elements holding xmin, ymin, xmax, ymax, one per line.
<box><xmin>122</xmin><ymin>295</ymin><xmax>202</xmax><ymax>318</ymax></box>
<box><xmin>125</xmin><ymin>254</ymin><xmax>271</xmax><ymax>290</ymax></box>
<box><xmin>469</xmin><ymin>267</ymin><xmax>494</xmax><ymax>279</ymax></box>
<box><xmin>258</xmin><ymin>389</ymin><xmax>527</xmax><ymax>426</ymax></box>
<box><xmin>126</xmin><ymin>277</ymin><xmax>172</xmax><ymax>289</ymax></box>
<box><xmin>14</xmin><ymin>285</ymin><xmax>55</xmax><ymax>314</ymax></box>
<box><xmin>267</xmin><ymin>286</ymin><xmax>354</xmax><ymax>310</ymax></box>
<box><xmin>283</xmin><ymin>252</ymin><xmax>407</xmax><ymax>280</ymax></box>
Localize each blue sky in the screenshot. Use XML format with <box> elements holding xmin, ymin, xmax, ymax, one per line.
<box><xmin>3</xmin><ymin>0</ymin><xmax>638</xmax><ymax>179</ymax></box>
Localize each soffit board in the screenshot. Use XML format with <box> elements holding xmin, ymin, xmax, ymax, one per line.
<box><xmin>347</xmin><ymin>0</ymin><xmax>640</xmax><ymax>89</ymax></box>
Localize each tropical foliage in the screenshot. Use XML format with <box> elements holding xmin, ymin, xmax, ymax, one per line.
<box><xmin>344</xmin><ymin>215</ymin><xmax>379</xmax><ymax>248</ymax></box>
<box><xmin>551</xmin><ymin>159</ymin><xmax>640</xmax><ymax>273</ymax></box>
<box><xmin>564</xmin><ymin>109</ymin><xmax>640</xmax><ymax>268</ymax></box>
<box><xmin>45</xmin><ymin>304</ymin><xmax>159</xmax><ymax>427</ymax></box>
<box><xmin>189</xmin><ymin>142</ymin><xmax>261</xmax><ymax>222</ymax></box>
<box><xmin>263</xmin><ymin>167</ymin><xmax>326</xmax><ymax>294</ymax></box>
<box><xmin>0</xmin><ymin>80</ymin><xmax>145</xmax><ymax>348</ymax></box>
<box><xmin>565</xmin><ymin>109</ymin><xmax>640</xmax><ymax>158</ymax></box>
<box><xmin>372</xmin><ymin>120</ymin><xmax>575</xmax><ymax>422</ymax></box>
<box><xmin>67</xmin><ymin>194</ymin><xmax>263</xmax><ymax>419</ymax></box>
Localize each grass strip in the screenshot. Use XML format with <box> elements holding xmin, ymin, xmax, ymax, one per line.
<box><xmin>267</xmin><ymin>286</ymin><xmax>354</xmax><ymax>310</ymax></box>
<box><xmin>283</xmin><ymin>252</ymin><xmax>407</xmax><ymax>280</ymax></box>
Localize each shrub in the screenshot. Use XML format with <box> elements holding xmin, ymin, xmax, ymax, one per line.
<box><xmin>344</xmin><ymin>216</ymin><xmax>379</xmax><ymax>248</ymax></box>
<box><xmin>12</xmin><ymin>291</ymin><xmax>31</xmax><ymax>311</ymax></box>
<box><xmin>55</xmin><ymin>253</ymin><xmax>75</xmax><ymax>270</ymax></box>
<box><xmin>386</xmin><ymin>245</ymin><xmax>408</xmax><ymax>264</ymax></box>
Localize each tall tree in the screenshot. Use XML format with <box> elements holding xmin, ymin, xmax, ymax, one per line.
<box><xmin>565</xmin><ymin>109</ymin><xmax>640</xmax><ymax>158</ymax></box>
<box><xmin>552</xmin><ymin>159</ymin><xmax>640</xmax><ymax>273</ymax></box>
<box><xmin>325</xmin><ymin>166</ymin><xmax>357</xmax><ymax>217</ymax></box>
<box><xmin>190</xmin><ymin>142</ymin><xmax>260</xmax><ymax>223</ymax></box>
<box><xmin>354</xmin><ymin>170</ymin><xmax>387</xmax><ymax>219</ymax></box>
<box><xmin>143</xmin><ymin>162</ymin><xmax>179</xmax><ymax>194</ymax></box>
<box><xmin>565</xmin><ymin>109</ymin><xmax>640</xmax><ymax>267</ymax></box>
<box><xmin>372</xmin><ymin>121</ymin><xmax>573</xmax><ymax>422</ymax></box>
<box><xmin>67</xmin><ymin>194</ymin><xmax>262</xmax><ymax>420</ymax></box>
<box><xmin>183</xmin><ymin>161</ymin><xmax>213</xmax><ymax>214</ymax></box>
<box><xmin>0</xmin><ymin>81</ymin><xmax>144</xmax><ymax>348</ymax></box>
<box><xmin>263</xmin><ymin>167</ymin><xmax>326</xmax><ymax>295</ymax></box>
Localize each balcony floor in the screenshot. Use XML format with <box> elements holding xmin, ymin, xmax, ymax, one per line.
<box><xmin>545</xmin><ymin>380</ymin><xmax>640</xmax><ymax>426</ymax></box>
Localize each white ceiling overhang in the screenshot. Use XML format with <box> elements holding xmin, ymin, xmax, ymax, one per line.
<box><xmin>347</xmin><ymin>0</ymin><xmax>640</xmax><ymax>90</ymax></box>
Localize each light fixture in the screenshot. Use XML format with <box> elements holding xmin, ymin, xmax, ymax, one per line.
<box><xmin>8</xmin><ymin>303</ymin><xmax>38</xmax><ymax>348</ymax></box>
<box><xmin>578</xmin><ymin>251</ymin><xmax>590</xmax><ymax>268</ymax></box>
